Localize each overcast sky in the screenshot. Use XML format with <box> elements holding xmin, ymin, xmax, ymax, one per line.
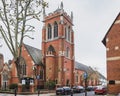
<box><xmin>0</xmin><ymin>0</ymin><xmax>120</xmax><ymax>77</ymax></box>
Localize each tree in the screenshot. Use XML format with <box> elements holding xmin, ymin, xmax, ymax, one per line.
<box><xmin>0</xmin><ymin>0</ymin><xmax>48</xmax><ymax>81</ymax></box>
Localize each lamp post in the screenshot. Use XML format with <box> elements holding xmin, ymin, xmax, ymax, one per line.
<box><xmin>33</xmin><ymin>65</ymin><xmax>41</xmax><ymax>96</ymax></box>
<box><xmin>36</xmin><ymin>74</ymin><xmax>40</xmax><ymax>96</ymax></box>
<box><xmin>83</xmin><ymin>72</ymin><xmax>88</xmax><ymax>96</ymax></box>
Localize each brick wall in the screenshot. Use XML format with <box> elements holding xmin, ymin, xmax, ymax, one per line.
<box><xmin>105</xmin><ymin>13</ymin><xmax>120</xmax><ymax>94</ymax></box>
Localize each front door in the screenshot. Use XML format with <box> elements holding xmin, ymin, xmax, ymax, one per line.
<box><xmin>22</xmin><ymin>77</ymin><xmax>31</xmax><ymax>92</ymax></box>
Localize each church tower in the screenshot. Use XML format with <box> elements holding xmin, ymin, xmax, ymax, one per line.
<box><xmin>42</xmin><ymin>1</ymin><xmax>75</xmax><ymax>86</ymax></box>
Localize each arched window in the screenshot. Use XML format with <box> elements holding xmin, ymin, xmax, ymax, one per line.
<box><xmin>2</xmin><ymin>71</ymin><xmax>8</xmax><ymax>90</ymax></box>
<box><xmin>19</xmin><ymin>57</ymin><xmax>26</xmax><ymax>76</ymax></box>
<box><xmin>66</xmin><ymin>47</ymin><xmax>70</xmax><ymax>58</ymax></box>
<box><xmin>40</xmin><ymin>70</ymin><xmax>44</xmax><ymax>79</ymax></box>
<box><xmin>54</xmin><ymin>22</ymin><xmax>58</xmax><ymax>38</ymax></box>
<box><xmin>68</xmin><ymin>26</ymin><xmax>71</xmax><ymax>41</ymax></box>
<box><xmin>47</xmin><ymin>45</ymin><xmax>56</xmax><ymax>55</ymax></box>
<box><xmin>48</xmin><ymin>24</ymin><xmax>52</xmax><ymax>39</ymax></box>
<box><xmin>65</xmin><ymin>27</ymin><xmax>67</xmax><ymax>39</ymax></box>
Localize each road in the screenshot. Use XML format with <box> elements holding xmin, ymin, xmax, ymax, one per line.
<box><xmin>55</xmin><ymin>91</ymin><xmax>107</xmax><ymax>96</ymax></box>
<box><xmin>0</xmin><ymin>91</ymin><xmax>107</xmax><ymax>96</ymax></box>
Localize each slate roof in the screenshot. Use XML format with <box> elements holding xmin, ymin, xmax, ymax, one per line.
<box><xmin>75</xmin><ymin>61</ymin><xmax>106</xmax><ymax>80</ymax></box>
<box><xmin>75</xmin><ymin>61</ymin><xmax>92</xmax><ymax>73</ymax></box>
<box><xmin>24</xmin><ymin>44</ymin><xmax>43</xmax><ymax>65</ymax></box>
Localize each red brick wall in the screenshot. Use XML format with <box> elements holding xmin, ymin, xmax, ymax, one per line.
<box><xmin>46</xmin><ymin>56</ymin><xmax>55</xmax><ymax>81</ymax></box>
<box><xmin>106</xmin><ymin>14</ymin><xmax>120</xmax><ymax>94</ymax></box>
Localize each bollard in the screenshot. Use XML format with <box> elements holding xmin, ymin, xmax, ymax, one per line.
<box><xmin>38</xmin><ymin>89</ymin><xmax>40</xmax><ymax>96</ymax></box>
<box><xmin>14</xmin><ymin>88</ymin><xmax>17</xmax><ymax>96</ymax></box>
<box><xmin>71</xmin><ymin>89</ymin><xmax>73</xmax><ymax>96</ymax></box>
<box><xmin>71</xmin><ymin>92</ymin><xmax>73</xmax><ymax>96</ymax></box>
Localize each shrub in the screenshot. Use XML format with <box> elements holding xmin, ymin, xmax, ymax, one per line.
<box><xmin>9</xmin><ymin>83</ymin><xmax>18</xmax><ymax>89</ymax></box>
<box><xmin>45</xmin><ymin>80</ymin><xmax>56</xmax><ymax>90</ymax></box>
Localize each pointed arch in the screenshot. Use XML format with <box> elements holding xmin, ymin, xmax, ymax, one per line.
<box><xmin>40</xmin><ymin>69</ymin><xmax>44</xmax><ymax>79</ymax></box>
<box><xmin>47</xmin><ymin>45</ymin><xmax>56</xmax><ymax>55</ymax></box>
<box><xmin>47</xmin><ymin>45</ymin><xmax>55</xmax><ymax>53</ymax></box>
<box><xmin>65</xmin><ymin>27</ymin><xmax>67</xmax><ymax>39</ymax></box>
<box><xmin>66</xmin><ymin>47</ymin><xmax>70</xmax><ymax>58</ymax></box>
<box><xmin>68</xmin><ymin>26</ymin><xmax>71</xmax><ymax>41</ymax></box>
<box><xmin>48</xmin><ymin>24</ymin><xmax>52</xmax><ymax>39</ymax></box>
<box><xmin>19</xmin><ymin>57</ymin><xmax>26</xmax><ymax>77</ymax></box>
<box><xmin>54</xmin><ymin>21</ymin><xmax>58</xmax><ymax>38</ymax></box>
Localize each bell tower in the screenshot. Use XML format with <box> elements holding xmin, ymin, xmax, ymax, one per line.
<box><xmin>42</xmin><ymin>1</ymin><xmax>75</xmax><ymax>86</ymax></box>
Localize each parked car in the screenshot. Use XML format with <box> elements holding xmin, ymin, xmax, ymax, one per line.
<box><xmin>63</xmin><ymin>86</ymin><xmax>72</xmax><ymax>95</ymax></box>
<box><xmin>94</xmin><ymin>86</ymin><xmax>107</xmax><ymax>95</ymax></box>
<box><xmin>56</xmin><ymin>87</ymin><xmax>64</xmax><ymax>95</ymax></box>
<box><xmin>93</xmin><ymin>86</ymin><xmax>98</xmax><ymax>91</ymax></box>
<box><xmin>56</xmin><ymin>86</ymin><xmax>72</xmax><ymax>95</ymax></box>
<box><xmin>86</xmin><ymin>86</ymin><xmax>94</xmax><ymax>91</ymax></box>
<box><xmin>73</xmin><ymin>86</ymin><xmax>85</xmax><ymax>93</ymax></box>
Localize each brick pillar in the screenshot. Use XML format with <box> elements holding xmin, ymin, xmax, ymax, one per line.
<box><xmin>18</xmin><ymin>83</ymin><xmax>22</xmax><ymax>93</ymax></box>
<box><xmin>30</xmin><ymin>84</ymin><xmax>34</xmax><ymax>93</ymax></box>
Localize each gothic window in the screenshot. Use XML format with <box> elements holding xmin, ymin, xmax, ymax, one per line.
<box><xmin>54</xmin><ymin>22</ymin><xmax>58</xmax><ymax>38</ymax></box>
<box><xmin>2</xmin><ymin>71</ymin><xmax>8</xmax><ymax>90</ymax></box>
<box><xmin>55</xmin><ymin>80</ymin><xmax>58</xmax><ymax>84</ymax></box>
<box><xmin>66</xmin><ymin>47</ymin><xmax>70</xmax><ymax>58</ymax></box>
<box><xmin>48</xmin><ymin>24</ymin><xmax>52</xmax><ymax>39</ymax></box>
<box><xmin>65</xmin><ymin>27</ymin><xmax>67</xmax><ymax>39</ymax></box>
<box><xmin>66</xmin><ymin>79</ymin><xmax>69</xmax><ymax>86</ymax></box>
<box><xmin>40</xmin><ymin>70</ymin><xmax>44</xmax><ymax>79</ymax></box>
<box><xmin>19</xmin><ymin>57</ymin><xmax>26</xmax><ymax>76</ymax></box>
<box><xmin>3</xmin><ymin>73</ymin><xmax>8</xmax><ymax>81</ymax></box>
<box><xmin>75</xmin><ymin>75</ymin><xmax>78</xmax><ymax>82</ymax></box>
<box><xmin>47</xmin><ymin>45</ymin><xmax>56</xmax><ymax>55</ymax></box>
<box><xmin>68</xmin><ymin>26</ymin><xmax>71</xmax><ymax>41</ymax></box>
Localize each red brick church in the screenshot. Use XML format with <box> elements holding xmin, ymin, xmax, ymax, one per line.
<box><xmin>8</xmin><ymin>2</ymin><xmax>75</xmax><ymax>92</ymax></box>
<box><xmin>0</xmin><ymin>1</ymin><xmax>104</xmax><ymax>93</ymax></box>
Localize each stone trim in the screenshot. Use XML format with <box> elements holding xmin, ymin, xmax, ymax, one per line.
<box><xmin>115</xmin><ymin>80</ymin><xmax>120</xmax><ymax>84</ymax></box>
<box><xmin>115</xmin><ymin>20</ymin><xmax>120</xmax><ymax>24</ymax></box>
<box><xmin>107</xmin><ymin>56</ymin><xmax>120</xmax><ymax>61</ymax></box>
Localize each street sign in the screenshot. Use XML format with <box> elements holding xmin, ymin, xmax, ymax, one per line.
<box><xmin>36</xmin><ymin>75</ymin><xmax>40</xmax><ymax>80</ymax></box>
<box><xmin>83</xmin><ymin>72</ymin><xmax>88</xmax><ymax>79</ymax></box>
<box><xmin>22</xmin><ymin>79</ymin><xmax>25</xmax><ymax>85</ymax></box>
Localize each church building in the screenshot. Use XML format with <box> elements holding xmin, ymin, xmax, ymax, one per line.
<box><xmin>0</xmin><ymin>1</ymin><xmax>104</xmax><ymax>93</ymax></box>
<box><xmin>3</xmin><ymin>1</ymin><xmax>75</xmax><ymax>92</ymax></box>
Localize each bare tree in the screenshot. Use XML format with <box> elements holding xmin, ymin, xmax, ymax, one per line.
<box><xmin>0</xmin><ymin>0</ymin><xmax>48</xmax><ymax>80</ymax></box>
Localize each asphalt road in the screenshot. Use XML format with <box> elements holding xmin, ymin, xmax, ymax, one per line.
<box><xmin>55</xmin><ymin>91</ymin><xmax>107</xmax><ymax>96</ymax></box>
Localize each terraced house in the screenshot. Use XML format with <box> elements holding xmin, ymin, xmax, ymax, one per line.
<box><xmin>102</xmin><ymin>12</ymin><xmax>120</xmax><ymax>95</ymax></box>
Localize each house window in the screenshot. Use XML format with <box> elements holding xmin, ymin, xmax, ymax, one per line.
<box><xmin>54</xmin><ymin>22</ymin><xmax>58</xmax><ymax>38</ymax></box>
<box><xmin>48</xmin><ymin>24</ymin><xmax>52</xmax><ymax>39</ymax></box>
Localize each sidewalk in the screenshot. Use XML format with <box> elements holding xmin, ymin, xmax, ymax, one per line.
<box><xmin>0</xmin><ymin>93</ymin><xmax>55</xmax><ymax>96</ymax></box>
<box><xmin>18</xmin><ymin>93</ymin><xmax>55</xmax><ymax>96</ymax></box>
<box><xmin>0</xmin><ymin>90</ymin><xmax>56</xmax><ymax>96</ymax></box>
